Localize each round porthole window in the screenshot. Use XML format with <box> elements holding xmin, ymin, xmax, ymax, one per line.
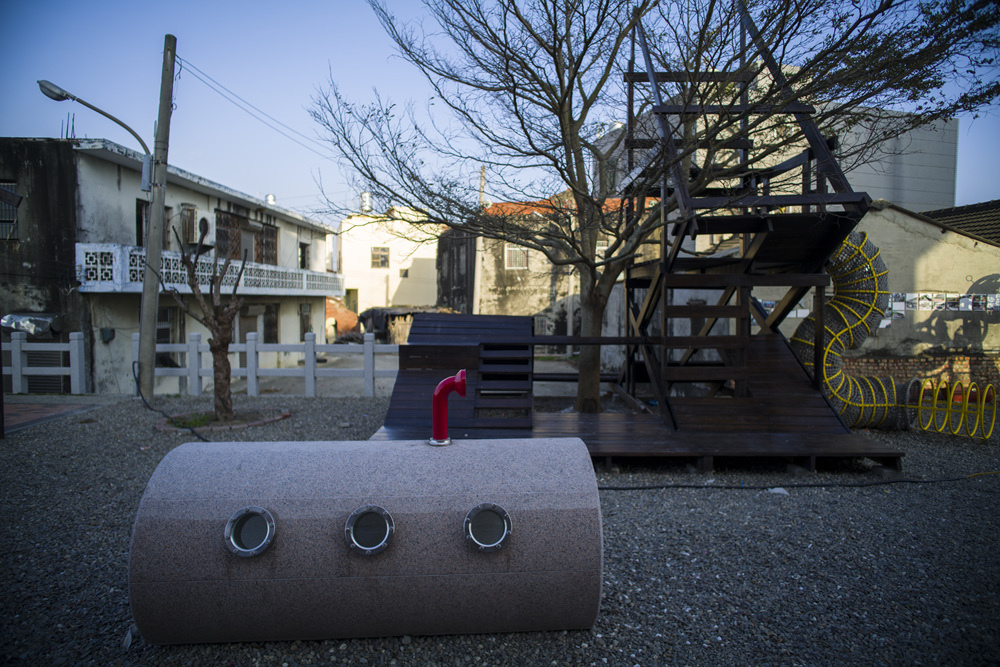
<box><xmin>345</xmin><ymin>505</ymin><xmax>394</xmax><ymax>556</ymax></box>
<box><xmin>464</xmin><ymin>503</ymin><xmax>512</xmax><ymax>552</ymax></box>
<box><xmin>224</xmin><ymin>506</ymin><xmax>276</xmax><ymax>557</ymax></box>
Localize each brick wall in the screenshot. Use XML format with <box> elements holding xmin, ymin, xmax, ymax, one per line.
<box><xmin>841</xmin><ymin>353</ymin><xmax>1000</xmax><ymax>388</ymax></box>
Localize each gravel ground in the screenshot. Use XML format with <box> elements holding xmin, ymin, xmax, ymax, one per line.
<box><xmin>1</xmin><ymin>394</ymin><xmax>998</xmax><ymax>666</ymax></box>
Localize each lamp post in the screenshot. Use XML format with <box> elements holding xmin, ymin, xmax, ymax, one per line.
<box><xmin>38</xmin><ymin>34</ymin><xmax>176</xmax><ymax>399</ymax></box>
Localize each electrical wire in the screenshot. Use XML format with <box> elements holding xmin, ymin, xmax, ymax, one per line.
<box><xmin>175</xmin><ymin>55</ymin><xmax>335</xmax><ymax>161</ymax></box>
<box><xmin>131</xmin><ymin>361</ymin><xmax>209</xmax><ymax>442</ymax></box>
<box><xmin>598</xmin><ymin>472</ymin><xmax>999</xmax><ymax>492</ymax></box>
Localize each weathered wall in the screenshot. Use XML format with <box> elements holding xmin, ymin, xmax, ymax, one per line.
<box><xmin>0</xmin><ymin>139</ymin><xmax>93</xmax><ymax>389</ymax></box>
<box><xmin>850</xmin><ymin>203</ymin><xmax>1000</xmax><ymax>356</ymax></box>
<box><xmin>474</xmin><ymin>238</ymin><xmax>576</xmax><ymax>346</ymax></box>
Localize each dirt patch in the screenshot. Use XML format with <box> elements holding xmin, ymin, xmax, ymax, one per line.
<box><xmin>155</xmin><ymin>409</ymin><xmax>291</xmax><ymax>432</ymax></box>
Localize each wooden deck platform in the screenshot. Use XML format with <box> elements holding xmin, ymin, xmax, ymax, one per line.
<box><xmin>370</xmin><ymin>315</ymin><xmax>904</xmax><ymax>472</ymax></box>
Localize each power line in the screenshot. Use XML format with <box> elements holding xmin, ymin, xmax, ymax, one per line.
<box><xmin>175</xmin><ymin>55</ymin><xmax>334</xmax><ymax>160</ymax></box>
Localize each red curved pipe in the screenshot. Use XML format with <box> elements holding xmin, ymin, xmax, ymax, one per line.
<box><xmin>431</xmin><ymin>369</ymin><xmax>467</xmax><ymax>444</ymax></box>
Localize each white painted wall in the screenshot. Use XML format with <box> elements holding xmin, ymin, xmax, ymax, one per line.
<box><xmin>339</xmin><ymin>211</ymin><xmax>439</xmax><ymax>312</ymax></box>
<box><xmin>841</xmin><ymin>117</ymin><xmax>958</xmax><ymax>213</ymax></box>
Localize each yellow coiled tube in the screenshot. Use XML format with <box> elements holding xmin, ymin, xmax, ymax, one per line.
<box><xmin>789</xmin><ymin>230</ymin><xmax>905</xmax><ymax>428</ymax></box>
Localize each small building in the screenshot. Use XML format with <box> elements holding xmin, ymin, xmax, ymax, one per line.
<box><xmin>337</xmin><ymin>204</ymin><xmax>439</xmax><ymax>315</ymax></box>
<box><xmin>1</xmin><ymin>137</ymin><xmax>342</xmax><ymax>394</ymax></box>
<box><xmin>436</xmin><ymin>201</ymin><xmax>582</xmax><ymax>347</ymax></box>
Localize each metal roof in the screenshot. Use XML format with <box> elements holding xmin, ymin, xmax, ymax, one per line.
<box><xmin>922</xmin><ymin>199</ymin><xmax>1000</xmax><ymax>246</ymax></box>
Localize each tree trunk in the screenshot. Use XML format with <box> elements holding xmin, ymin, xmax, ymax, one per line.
<box><xmin>574</xmin><ymin>286</ymin><xmax>607</xmax><ymax>414</ymax></box>
<box><xmin>208</xmin><ymin>336</ymin><xmax>235</xmax><ymax>421</ymax></box>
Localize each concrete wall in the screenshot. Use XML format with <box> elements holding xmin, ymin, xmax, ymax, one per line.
<box><xmin>850</xmin><ymin>203</ymin><xmax>1000</xmax><ymax>356</ymax></box>
<box><xmin>0</xmin><ymin>139</ymin><xmax>93</xmax><ymax>391</ymax></box>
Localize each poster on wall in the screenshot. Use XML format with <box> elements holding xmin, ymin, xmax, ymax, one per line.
<box><xmin>989</xmin><ymin>294</ymin><xmax>1000</xmax><ymax>312</ymax></box>
<box><xmin>919</xmin><ymin>293</ymin><xmax>934</xmax><ymax>311</ymax></box>
<box><xmin>906</xmin><ymin>293</ymin><xmax>918</xmax><ymax>310</ymax></box>
<box><xmin>933</xmin><ymin>293</ymin><xmax>946</xmax><ymax>311</ymax></box>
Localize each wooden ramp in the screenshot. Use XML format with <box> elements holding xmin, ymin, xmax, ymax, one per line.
<box><xmin>371</xmin><ymin>315</ymin><xmax>903</xmax><ymax>472</ymax></box>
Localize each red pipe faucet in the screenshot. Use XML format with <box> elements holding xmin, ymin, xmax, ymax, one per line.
<box><xmin>430</xmin><ymin>369</ymin><xmax>467</xmax><ymax>445</ymax></box>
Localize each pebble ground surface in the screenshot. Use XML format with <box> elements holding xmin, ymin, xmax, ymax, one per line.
<box><xmin>1</xmin><ymin>395</ymin><xmax>998</xmax><ymax>666</ymax></box>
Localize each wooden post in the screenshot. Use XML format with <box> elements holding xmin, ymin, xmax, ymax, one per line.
<box><xmin>10</xmin><ymin>332</ymin><xmax>26</xmax><ymax>394</ymax></box>
<box><xmin>187</xmin><ymin>332</ymin><xmax>202</xmax><ymax>396</ymax></box>
<box><xmin>131</xmin><ymin>333</ymin><xmax>140</xmax><ymax>395</ymax></box>
<box><xmin>69</xmin><ymin>332</ymin><xmax>86</xmax><ymax>394</ymax></box>
<box><xmin>304</xmin><ymin>332</ymin><xmax>317</xmax><ymax>397</ymax></box>
<box><xmin>813</xmin><ymin>286</ymin><xmax>825</xmax><ymax>389</ymax></box>
<box><xmin>364</xmin><ymin>333</ymin><xmax>375</xmax><ymax>398</ymax></box>
<box><xmin>246</xmin><ymin>332</ymin><xmax>259</xmax><ymax>397</ymax></box>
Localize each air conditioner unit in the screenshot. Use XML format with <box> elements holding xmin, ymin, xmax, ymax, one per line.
<box><xmin>183</xmin><ymin>207</ymin><xmax>215</xmax><ymax>247</ymax></box>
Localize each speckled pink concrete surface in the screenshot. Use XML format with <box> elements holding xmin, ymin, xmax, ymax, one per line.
<box><xmin>128</xmin><ymin>437</ymin><xmax>602</xmax><ymax>644</ymax></box>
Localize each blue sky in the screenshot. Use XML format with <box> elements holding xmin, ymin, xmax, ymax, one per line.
<box><xmin>2</xmin><ymin>0</ymin><xmax>997</xmax><ymax>224</ymax></box>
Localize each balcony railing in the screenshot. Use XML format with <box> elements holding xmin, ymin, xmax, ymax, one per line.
<box><xmin>75</xmin><ymin>243</ymin><xmax>344</xmax><ymax>296</ymax></box>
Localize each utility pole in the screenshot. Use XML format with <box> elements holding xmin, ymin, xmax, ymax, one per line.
<box><xmin>138</xmin><ymin>34</ymin><xmax>176</xmax><ymax>399</ymax></box>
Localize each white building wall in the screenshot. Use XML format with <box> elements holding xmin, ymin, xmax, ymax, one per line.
<box><xmin>339</xmin><ymin>212</ymin><xmax>438</xmax><ymax>312</ymax></box>
<box><xmin>71</xmin><ymin>143</ymin><xmax>339</xmax><ymax>393</ymax></box>
<box><xmin>842</xmin><ymin>117</ymin><xmax>958</xmax><ymax>213</ymax></box>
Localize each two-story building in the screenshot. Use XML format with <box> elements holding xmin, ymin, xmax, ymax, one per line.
<box><xmin>1</xmin><ymin>137</ymin><xmax>342</xmax><ymax>394</ymax></box>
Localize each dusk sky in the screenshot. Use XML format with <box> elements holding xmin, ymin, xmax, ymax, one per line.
<box><xmin>3</xmin><ymin>0</ymin><xmax>997</xmax><ymax>226</ymax></box>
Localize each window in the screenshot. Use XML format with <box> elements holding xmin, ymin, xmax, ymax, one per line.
<box><xmin>299</xmin><ymin>303</ymin><xmax>312</xmax><ymax>341</ymax></box>
<box><xmin>504</xmin><ymin>243</ymin><xmax>528</xmax><ymax>270</ymax></box>
<box><xmin>215</xmin><ymin>209</ymin><xmax>244</xmax><ymax>259</ymax></box>
<box><xmin>136</xmin><ymin>199</ymin><xmax>149</xmax><ymax>246</ymax></box>
<box><xmin>180</xmin><ymin>205</ymin><xmax>197</xmax><ymax>244</ymax></box>
<box><xmin>595</xmin><ymin>239</ymin><xmax>609</xmax><ymax>261</ymax></box>
<box><xmin>399</xmin><ymin>268</ymin><xmax>409</xmax><ymax>278</ymax></box>
<box><xmin>299</xmin><ymin>242</ymin><xmax>311</xmax><ymax>270</ymax></box>
<box><xmin>155</xmin><ymin>307</ymin><xmax>183</xmax><ymax>367</ymax></box>
<box><xmin>0</xmin><ymin>181</ymin><xmax>19</xmax><ymax>240</ymax></box>
<box><xmin>255</xmin><ymin>225</ymin><xmax>277</xmax><ymax>265</ymax></box>
<box><xmin>371</xmin><ymin>246</ymin><xmax>390</xmax><ymax>269</ymax></box>
<box><xmin>263</xmin><ymin>304</ymin><xmax>278</xmax><ymax>343</ymax></box>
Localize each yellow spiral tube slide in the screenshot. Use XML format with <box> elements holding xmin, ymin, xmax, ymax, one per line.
<box><xmin>788</xmin><ymin>230</ymin><xmax>907</xmax><ymax>428</ymax></box>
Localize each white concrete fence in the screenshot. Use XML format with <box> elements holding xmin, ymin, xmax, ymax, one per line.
<box><xmin>132</xmin><ymin>332</ymin><xmax>398</xmax><ymax>398</ymax></box>
<box><xmin>2</xmin><ymin>331</ymin><xmax>396</xmax><ymax>397</ymax></box>
<box><xmin>2</xmin><ymin>332</ymin><xmax>88</xmax><ymax>394</ymax></box>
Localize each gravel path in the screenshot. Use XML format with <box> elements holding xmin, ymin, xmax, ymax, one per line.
<box><xmin>1</xmin><ymin>395</ymin><xmax>998</xmax><ymax>666</ymax></box>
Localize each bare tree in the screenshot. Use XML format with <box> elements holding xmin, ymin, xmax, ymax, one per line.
<box><xmin>312</xmin><ymin>0</ymin><xmax>999</xmax><ymax>413</ymax></box>
<box><xmin>161</xmin><ymin>226</ymin><xmax>247</xmax><ymax>421</ymax></box>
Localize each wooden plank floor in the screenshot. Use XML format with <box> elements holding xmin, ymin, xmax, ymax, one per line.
<box><xmin>372</xmin><ymin>328</ymin><xmax>904</xmax><ymax>471</ymax></box>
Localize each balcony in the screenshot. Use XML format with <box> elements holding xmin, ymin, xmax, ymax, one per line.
<box><xmin>75</xmin><ymin>243</ymin><xmax>344</xmax><ymax>297</ymax></box>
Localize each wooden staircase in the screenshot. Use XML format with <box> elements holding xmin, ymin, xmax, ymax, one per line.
<box><xmin>619</xmin><ymin>6</ymin><xmax>870</xmax><ymax>429</ymax></box>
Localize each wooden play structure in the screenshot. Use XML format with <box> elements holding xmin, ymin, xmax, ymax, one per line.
<box><xmin>373</xmin><ymin>6</ymin><xmax>906</xmax><ymax>470</ymax></box>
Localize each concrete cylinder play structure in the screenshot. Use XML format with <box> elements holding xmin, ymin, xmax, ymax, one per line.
<box><xmin>128</xmin><ymin>436</ymin><xmax>602</xmax><ymax>644</ymax></box>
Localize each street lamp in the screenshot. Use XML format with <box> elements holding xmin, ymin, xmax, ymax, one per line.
<box><xmin>37</xmin><ymin>80</ymin><xmax>152</xmax><ymax>155</ymax></box>
<box><xmin>37</xmin><ymin>34</ymin><xmax>175</xmax><ymax>400</ymax></box>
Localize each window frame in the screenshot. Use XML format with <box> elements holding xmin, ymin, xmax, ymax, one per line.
<box><xmin>504</xmin><ymin>243</ymin><xmax>529</xmax><ymax>270</ymax></box>
<box><xmin>371</xmin><ymin>246</ymin><xmax>390</xmax><ymax>269</ymax></box>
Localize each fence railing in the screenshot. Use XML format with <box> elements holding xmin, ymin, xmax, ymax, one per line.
<box><xmin>131</xmin><ymin>332</ymin><xmax>398</xmax><ymax>397</ymax></box>
<box><xmin>2</xmin><ymin>332</ymin><xmax>87</xmax><ymax>394</ymax></box>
